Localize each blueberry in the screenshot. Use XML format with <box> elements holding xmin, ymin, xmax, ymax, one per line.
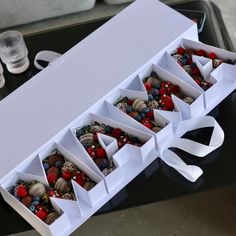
<box><xmin>140</xmin><ymin>113</ymin><xmax>146</xmax><ymax>119</ymax></box>
<box><xmin>201</xmin><ymin>85</ymin><xmax>208</xmax><ymax>91</ymax></box>
<box><xmin>30</xmin><ymin>205</ymin><xmax>35</xmax><ymax>212</ymax></box>
<box><xmin>130</xmin><ymin>136</ymin><xmax>139</xmax><ymax>143</ymax></box>
<box><xmin>33</xmin><ymin>196</ymin><xmax>40</xmax><ymax>202</ymax></box>
<box><xmin>104</xmin><ymin>125</ymin><xmax>112</xmax><ymax>133</ymax></box>
<box><xmin>150</xmin><ymin>71</ymin><xmax>158</xmax><ymax>78</ymax></box>
<box><xmin>126</xmin><ymin>106</ymin><xmax>132</xmax><ymax>113</ymax></box>
<box><xmin>153</xmin><ymin>83</ymin><xmax>160</xmax><ymax>89</ymax></box>
<box><xmin>76</xmin><ymin>129</ymin><xmax>84</xmax><ymax>138</ymax></box>
<box><xmin>97</xmin><ymin>159</ymin><xmax>108</xmax><ymax>171</ymax></box>
<box><xmin>151</xmin><ymin>89</ymin><xmax>159</xmax><ymax>97</ymax></box>
<box><xmin>191</xmin><ymin>62</ymin><xmax>197</xmax><ymax>68</ymax></box>
<box><xmin>181</xmin><ymin>58</ymin><xmax>188</xmax><ymax>65</ymax></box>
<box><xmin>148</xmin><ymin>94</ymin><xmax>154</xmax><ymax>101</ymax></box>
<box><xmin>135</xmin><ymin>115</ymin><xmax>141</xmax><ymax>121</ymax></box>
<box><xmin>182</xmin><ymin>54</ymin><xmax>189</xmax><ymax>60</ymax></box>
<box><xmin>43</xmin><ymin>162</ymin><xmax>50</xmax><ymax>171</ymax></box>
<box><xmin>142</xmin><ymin>107</ymin><xmax>149</xmax><ymax>113</ymax></box>
<box><xmin>55</xmin><ymin>161</ymin><xmax>63</xmax><ymax>167</ymax></box>
<box><xmin>32</xmin><ymin>200</ymin><xmax>39</xmax><ymax>206</ymax></box>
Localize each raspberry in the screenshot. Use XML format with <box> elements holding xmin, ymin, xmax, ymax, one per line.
<box><xmin>47</xmin><ymin>172</ymin><xmax>57</xmax><ymax>184</ymax></box>
<box><xmin>36</xmin><ymin>210</ymin><xmax>48</xmax><ymax>221</ymax></box>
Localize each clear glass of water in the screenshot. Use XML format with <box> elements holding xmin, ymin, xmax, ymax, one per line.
<box><xmin>0</xmin><ymin>30</ymin><xmax>29</xmax><ymax>74</ymax></box>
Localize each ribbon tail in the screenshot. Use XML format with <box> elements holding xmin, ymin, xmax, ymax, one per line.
<box><xmin>34</xmin><ymin>50</ymin><xmax>62</xmax><ymax>70</ymax></box>
<box><xmin>161</xmin><ymin>149</ymin><xmax>203</xmax><ymax>182</ymax></box>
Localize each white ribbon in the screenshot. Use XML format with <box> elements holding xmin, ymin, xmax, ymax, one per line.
<box><xmin>34</xmin><ymin>50</ymin><xmax>61</xmax><ymax>70</ymax></box>
<box><xmin>160</xmin><ymin>116</ymin><xmax>224</xmax><ymax>182</ymax></box>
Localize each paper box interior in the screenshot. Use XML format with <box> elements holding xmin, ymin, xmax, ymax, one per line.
<box><xmin>0</xmin><ymin>0</ymin><xmax>235</xmax><ymax>235</ymax></box>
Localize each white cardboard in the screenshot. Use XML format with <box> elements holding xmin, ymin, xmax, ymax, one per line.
<box><xmin>0</xmin><ymin>0</ymin><xmax>197</xmax><ymax>181</ymax></box>
<box><xmin>0</xmin><ymin>0</ymin><xmax>234</xmax><ymax>235</ymax></box>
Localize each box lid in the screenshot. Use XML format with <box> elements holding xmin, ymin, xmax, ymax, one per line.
<box><xmin>0</xmin><ymin>0</ymin><xmax>197</xmax><ymax>180</ymax></box>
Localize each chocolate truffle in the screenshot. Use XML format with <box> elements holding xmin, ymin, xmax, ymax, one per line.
<box><xmin>45</xmin><ymin>212</ymin><xmax>59</xmax><ymax>225</ymax></box>
<box><xmin>48</xmin><ymin>154</ymin><xmax>64</xmax><ymax>166</ymax></box>
<box><xmin>21</xmin><ymin>195</ymin><xmax>32</xmax><ymax>208</ymax></box>
<box><xmin>29</xmin><ymin>183</ymin><xmax>46</xmax><ymax>197</ymax></box>
<box><xmin>54</xmin><ymin>178</ymin><xmax>71</xmax><ymax>193</ymax></box>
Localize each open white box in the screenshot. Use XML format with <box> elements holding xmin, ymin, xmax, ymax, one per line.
<box><xmin>0</xmin><ymin>0</ymin><xmax>235</xmax><ymax>235</ymax></box>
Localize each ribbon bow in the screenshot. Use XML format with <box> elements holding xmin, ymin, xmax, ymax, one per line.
<box><xmin>160</xmin><ymin>116</ymin><xmax>224</xmax><ymax>182</ymax></box>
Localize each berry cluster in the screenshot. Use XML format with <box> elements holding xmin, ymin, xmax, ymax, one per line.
<box><xmin>76</xmin><ymin>122</ymin><xmax>144</xmax><ymax>175</ymax></box>
<box><xmin>43</xmin><ymin>152</ymin><xmax>96</xmax><ymax>197</ymax></box>
<box><xmin>171</xmin><ymin>47</ymin><xmax>235</xmax><ymax>91</ymax></box>
<box><xmin>114</xmin><ymin>71</ymin><xmax>194</xmax><ymax>132</ymax></box>
<box><xmin>12</xmin><ymin>179</ymin><xmax>59</xmax><ymax>224</ymax></box>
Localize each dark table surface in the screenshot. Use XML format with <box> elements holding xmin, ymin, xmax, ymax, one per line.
<box><xmin>0</xmin><ymin>0</ymin><xmax>236</xmax><ymax>235</ymax></box>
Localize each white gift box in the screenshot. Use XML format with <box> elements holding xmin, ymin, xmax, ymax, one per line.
<box><xmin>0</xmin><ymin>0</ymin><xmax>235</xmax><ymax>235</ymax></box>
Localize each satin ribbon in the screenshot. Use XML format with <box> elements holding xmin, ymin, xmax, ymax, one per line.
<box><xmin>34</xmin><ymin>50</ymin><xmax>61</xmax><ymax>70</ymax></box>
<box><xmin>160</xmin><ymin>116</ymin><xmax>224</xmax><ymax>182</ymax></box>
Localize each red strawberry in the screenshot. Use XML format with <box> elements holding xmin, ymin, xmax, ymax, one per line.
<box><xmin>143</xmin><ymin>122</ymin><xmax>153</xmax><ymax>129</ymax></box>
<box><xmin>47</xmin><ymin>172</ymin><xmax>57</xmax><ymax>184</ymax></box>
<box><xmin>170</xmin><ymin>84</ymin><xmax>180</xmax><ymax>93</ymax></box>
<box><xmin>96</xmin><ymin>147</ymin><xmax>107</xmax><ymax>158</ymax></box>
<box><xmin>127</xmin><ymin>99</ymin><xmax>134</xmax><ymax>106</ymax></box>
<box><xmin>87</xmin><ymin>146</ymin><xmax>96</xmax><ymax>158</ymax></box>
<box><xmin>144</xmin><ymin>82</ymin><xmax>152</xmax><ymax>91</ymax></box>
<box><xmin>177</xmin><ymin>47</ymin><xmax>185</xmax><ymax>55</ymax></box>
<box><xmin>93</xmin><ymin>133</ymin><xmax>98</xmax><ymax>142</ymax></box>
<box><xmin>73</xmin><ymin>172</ymin><xmax>86</xmax><ymax>186</ymax></box>
<box><xmin>187</xmin><ymin>58</ymin><xmax>193</xmax><ymax>65</ymax></box>
<box><xmin>191</xmin><ymin>67</ymin><xmax>200</xmax><ymax>76</ymax></box>
<box><xmin>194</xmin><ymin>78</ymin><xmax>202</xmax><ymax>86</ymax></box>
<box><xmin>159</xmin><ymin>87</ymin><xmax>167</xmax><ymax>96</ymax></box>
<box><xmin>195</xmin><ymin>49</ymin><xmax>206</xmax><ymax>56</ymax></box>
<box><xmin>111</xmin><ymin>128</ymin><xmax>122</xmax><ymax>139</ymax></box>
<box><xmin>160</xmin><ymin>96</ymin><xmax>174</xmax><ymax>111</ymax></box>
<box><xmin>208</xmin><ymin>52</ymin><xmax>216</xmax><ymax>60</ymax></box>
<box><xmin>141</xmin><ymin>118</ymin><xmax>153</xmax><ymax>129</ymax></box>
<box><xmin>160</xmin><ymin>81</ymin><xmax>171</xmax><ymax>87</ymax></box>
<box><xmin>62</xmin><ymin>169</ymin><xmax>71</xmax><ymax>180</ymax></box>
<box><xmin>36</xmin><ymin>210</ymin><xmax>48</xmax><ymax>221</ymax></box>
<box><xmin>16</xmin><ymin>185</ymin><xmax>28</xmax><ymax>198</ymax></box>
<box><xmin>146</xmin><ymin>111</ymin><xmax>154</xmax><ymax>118</ymax></box>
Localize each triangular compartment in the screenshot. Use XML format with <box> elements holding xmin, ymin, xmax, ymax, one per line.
<box><xmin>97</xmin><ymin>133</ymin><xmax>119</xmax><ymax>160</ymax></box>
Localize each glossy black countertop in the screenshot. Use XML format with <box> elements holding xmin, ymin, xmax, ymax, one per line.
<box><xmin>0</xmin><ymin>1</ymin><xmax>236</xmax><ymax>235</ymax></box>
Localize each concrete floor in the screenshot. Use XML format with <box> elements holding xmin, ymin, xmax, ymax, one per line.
<box><xmin>2</xmin><ymin>1</ymin><xmax>236</xmax><ymax>235</ymax></box>
<box><xmin>13</xmin><ymin>185</ymin><xmax>236</xmax><ymax>236</ymax></box>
